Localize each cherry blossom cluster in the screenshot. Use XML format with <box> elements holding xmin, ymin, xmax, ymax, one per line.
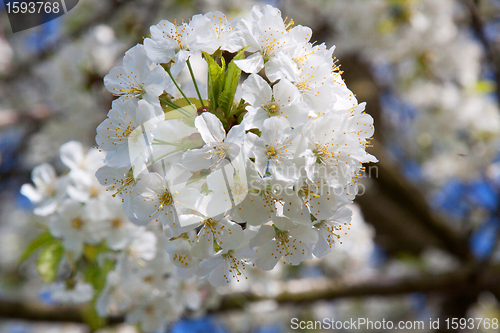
<box><xmin>94</xmin><ymin>4</ymin><xmax>376</xmax><ymax>286</ymax></box>
<box><xmin>21</xmin><ymin>142</ymin><xmax>207</xmax><ymax>332</ymax></box>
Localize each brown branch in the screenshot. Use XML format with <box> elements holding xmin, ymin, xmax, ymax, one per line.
<box><xmin>0</xmin><ymin>300</ymin><xmax>84</xmax><ymax>323</ymax></box>
<box><xmin>216</xmin><ymin>263</ymin><xmax>492</xmax><ymax>312</ymax></box>
<box><xmin>3</xmin><ymin>264</ymin><xmax>500</xmax><ymax>322</ymax></box>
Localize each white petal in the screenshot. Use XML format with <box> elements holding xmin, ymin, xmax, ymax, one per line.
<box><xmin>199</xmin><ymin>256</ymin><xmax>224</xmax><ymax>278</ymax></box>
<box><xmin>144</xmin><ymin>65</ymin><xmax>168</xmax><ymax>97</ymax></box>
<box><xmin>241</xmin><ymin>74</ymin><xmax>272</xmax><ymax>106</ymax></box>
<box><xmin>191</xmin><ymin>227</ymin><xmax>214</xmax><ymax>259</ymax></box>
<box><xmin>143</xmin><ymin>38</ymin><xmax>175</xmax><ymax>64</ymax></box>
<box><xmin>234</xmin><ymin>52</ymin><xmax>265</xmax><ymax>74</ymax></box>
<box><xmin>195</xmin><ymin>112</ymin><xmax>226</xmax><ymax>144</ymax></box>
<box><xmin>182</xmin><ymin>146</ymin><xmax>216</xmax><ymax>171</ymax></box>
<box><xmin>20</xmin><ymin>184</ymin><xmax>42</xmax><ymax>203</ymax></box>
<box><xmin>208</xmin><ymin>260</ymin><xmax>232</xmax><ymax>286</ymax></box>
<box><xmin>178</xmin><ymin>214</ymin><xmax>203</xmax><ymax>232</ymax></box>
<box><xmin>254</xmin><ymin>241</ymin><xmax>280</xmax><ymax>270</ymax></box>
<box><xmin>289</xmin><ymin>225</ymin><xmax>318</xmax><ymax>244</ymax></box>
<box><xmin>217</xmin><ymin>220</ymin><xmax>244</xmax><ymax>250</ymax></box>
<box><xmin>249</xmin><ymin>224</ymin><xmax>275</xmax><ymax>248</ymax></box>
<box><xmin>59</xmin><ymin>141</ymin><xmax>84</xmax><ymax>170</ymax></box>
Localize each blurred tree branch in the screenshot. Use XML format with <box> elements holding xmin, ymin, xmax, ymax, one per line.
<box><xmin>2</xmin><ymin>263</ymin><xmax>500</xmax><ymax>322</ymax></box>
<box><xmin>464</xmin><ymin>0</ymin><xmax>500</xmax><ymax>102</ymax></box>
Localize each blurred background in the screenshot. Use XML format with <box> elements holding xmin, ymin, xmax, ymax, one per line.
<box><xmin>1</xmin><ymin>0</ymin><xmax>500</xmax><ymax>332</ymax></box>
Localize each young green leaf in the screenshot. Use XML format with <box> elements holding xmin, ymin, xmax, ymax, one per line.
<box><xmin>83</xmin><ymin>243</ymin><xmax>109</xmax><ymax>264</ymax></box>
<box><xmin>203</xmin><ymin>51</ymin><xmax>225</xmax><ymax>111</ymax></box>
<box><xmin>18</xmin><ymin>231</ymin><xmax>55</xmax><ymax>264</ymax></box>
<box><xmin>37</xmin><ymin>241</ymin><xmax>64</xmax><ymax>283</ymax></box>
<box><xmin>164</xmin><ymin>97</ymin><xmax>208</xmax><ymax>127</ymax></box>
<box><xmin>81</xmin><ymin>304</ymin><xmax>107</xmax><ymax>331</ymax></box>
<box><xmin>218</xmin><ymin>47</ymin><xmax>247</xmax><ymax>118</ymax></box>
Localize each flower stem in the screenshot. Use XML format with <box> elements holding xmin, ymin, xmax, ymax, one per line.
<box><xmin>165</xmin><ymin>66</ymin><xmax>192</xmax><ymax>107</ymax></box>
<box><xmin>159</xmin><ymin>97</ymin><xmax>181</xmax><ymax>110</ymax></box>
<box><xmin>146</xmin><ymin>148</ymin><xmax>184</xmax><ymax>168</ymax></box>
<box><xmin>187</xmin><ymin>59</ymin><xmax>205</xmax><ymax>108</ymax></box>
<box><xmin>159</xmin><ymin>98</ymin><xmax>193</xmax><ymax>118</ymax></box>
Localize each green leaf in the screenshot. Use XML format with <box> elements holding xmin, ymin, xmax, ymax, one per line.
<box><xmin>212</xmin><ymin>107</ymin><xmax>228</xmax><ymax>128</ymax></box>
<box><xmin>203</xmin><ymin>51</ymin><xmax>225</xmax><ymax>111</ymax></box>
<box><xmin>37</xmin><ymin>241</ymin><xmax>64</xmax><ymax>283</ymax></box>
<box><xmin>237</xmin><ymin>110</ymin><xmax>247</xmax><ymax>124</ymax></box>
<box><xmin>163</xmin><ymin>97</ymin><xmax>207</xmax><ymax>127</ymax></box>
<box><xmin>83</xmin><ymin>243</ymin><xmax>109</xmax><ymax>263</ymax></box>
<box><xmin>81</xmin><ymin>259</ymin><xmax>115</xmax><ymax>331</ymax></box>
<box><xmin>19</xmin><ymin>231</ymin><xmax>55</xmax><ymax>264</ymax></box>
<box><xmin>229</xmin><ymin>98</ymin><xmax>249</xmax><ymax>119</ymax></box>
<box><xmin>81</xmin><ymin>304</ymin><xmax>107</xmax><ymax>331</ymax></box>
<box><xmin>84</xmin><ymin>259</ymin><xmax>115</xmax><ymax>291</ymax></box>
<box><xmin>218</xmin><ymin>47</ymin><xmax>247</xmax><ymax>118</ymax></box>
<box><xmin>247</xmin><ymin>128</ymin><xmax>262</xmax><ymax>137</ymax></box>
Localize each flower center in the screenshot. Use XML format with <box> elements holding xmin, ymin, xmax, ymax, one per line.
<box><xmin>204</xmin><ymin>218</ymin><xmax>218</xmax><ymax>227</ymax></box>
<box><xmin>72</xmin><ymin>218</ymin><xmax>83</xmax><ymax>229</ymax></box>
<box><xmin>112</xmin><ymin>219</ymin><xmax>123</xmax><ymax>228</ymax></box>
<box><xmin>90</xmin><ymin>187</ymin><xmax>100</xmax><ymax>197</ymax></box>
<box><xmin>159</xmin><ymin>191</ymin><xmax>173</xmax><ymax>209</ymax></box>
<box><xmin>171</xmin><ymin>20</ymin><xmax>188</xmax><ymax>50</ymax></box>
<box><xmin>214</xmin><ymin>144</ymin><xmax>228</xmax><ymax>160</ymax></box>
<box><xmin>266</xmin><ymin>146</ymin><xmax>278</xmax><ymax>158</ymax></box>
<box><xmin>276</xmin><ymin>230</ymin><xmax>291</xmax><ymax>255</ymax></box>
<box><xmin>313</xmin><ymin>144</ymin><xmax>334</xmax><ymax>164</ymax></box>
<box><xmin>112</xmin><ymin>173</ymin><xmax>135</xmax><ymax>197</ymax></box>
<box><xmin>299</xmin><ymin>183</ymin><xmax>320</xmax><ymax>204</ymax></box>
<box><xmin>143</xmin><ymin>275</ymin><xmax>155</xmax><ymax>283</ymax></box>
<box><xmin>314</xmin><ymin>220</ymin><xmax>341</xmax><ymax>246</ymax></box>
<box><xmin>221</xmin><ymin>249</ymin><xmax>234</xmax><ymax>259</ymax></box>
<box><xmin>263</xmin><ymin>103</ymin><xmax>280</xmax><ymax>117</ymax></box>
<box><xmin>296</xmin><ymin>74</ymin><xmax>315</xmax><ymax>92</ymax></box>
<box><xmin>261</xmin><ymin>40</ymin><xmax>277</xmax><ymax>59</ymax></box>
<box><xmin>214</xmin><ymin>16</ymin><xmax>232</xmax><ymax>39</ymax></box>
<box><xmin>118</xmin><ymin>84</ymin><xmax>145</xmax><ymax>98</ymax></box>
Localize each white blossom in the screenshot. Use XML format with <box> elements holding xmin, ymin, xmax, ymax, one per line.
<box><xmin>104</xmin><ymin>44</ymin><xmax>169</xmax><ymax>102</ymax></box>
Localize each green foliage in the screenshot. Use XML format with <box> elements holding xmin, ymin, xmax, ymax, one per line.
<box><xmin>218</xmin><ymin>48</ymin><xmax>247</xmax><ymax>117</ymax></box>
<box><xmin>83</xmin><ymin>243</ymin><xmax>109</xmax><ymax>263</ymax></box>
<box><xmin>81</xmin><ymin>304</ymin><xmax>107</xmax><ymax>331</ymax></box>
<box><xmin>84</xmin><ymin>258</ymin><xmax>115</xmax><ymax>292</ymax></box>
<box><xmin>247</xmin><ymin>128</ymin><xmax>262</xmax><ymax>137</ymax></box>
<box><xmin>204</xmin><ymin>51</ymin><xmax>226</xmax><ymax>112</ymax></box>
<box><xmin>230</xmin><ymin>98</ymin><xmax>249</xmax><ymax>119</ymax></box>
<box><xmin>203</xmin><ymin>48</ymin><xmax>248</xmax><ymax>131</ymax></box>
<box><xmin>37</xmin><ymin>241</ymin><xmax>64</xmax><ymax>283</ymax></box>
<box><xmin>82</xmin><ymin>245</ymin><xmax>116</xmax><ymax>331</ymax></box>
<box><xmin>163</xmin><ymin>97</ymin><xmax>207</xmax><ymax>127</ymax></box>
<box><xmin>18</xmin><ymin>231</ymin><xmax>55</xmax><ymax>264</ymax></box>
